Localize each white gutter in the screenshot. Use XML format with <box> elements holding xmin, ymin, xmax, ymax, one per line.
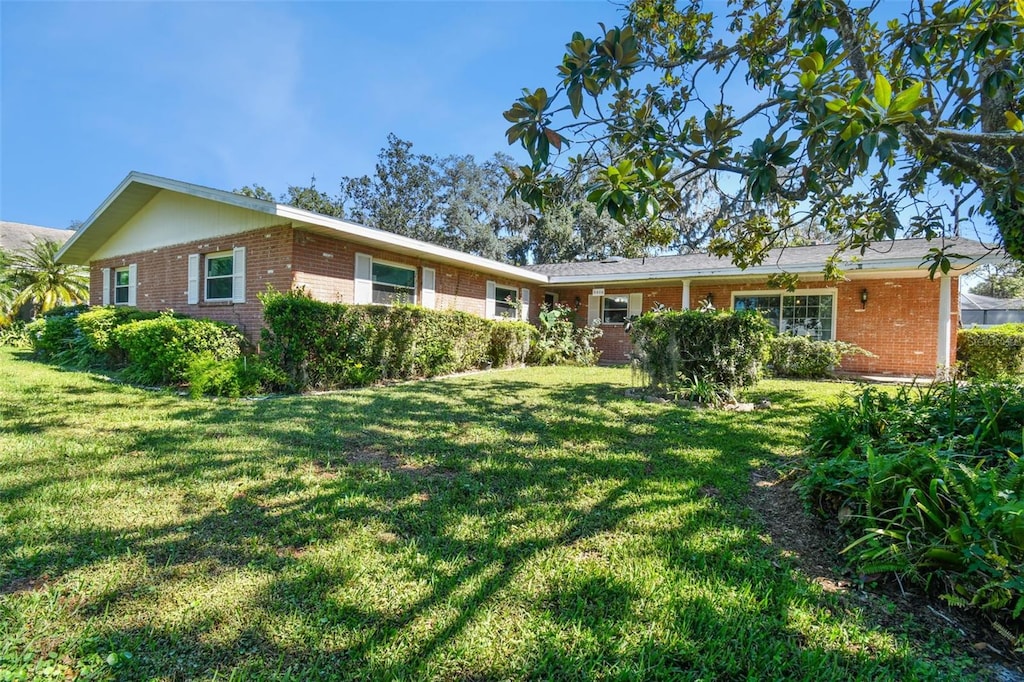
<box><xmin>57</xmin><ymin>171</ymin><xmax>548</xmax><ymax>284</ymax></box>
<box><xmin>543</xmin><ymin>257</ymin><xmax>986</xmax><ymax>285</ymax></box>
<box><xmin>277</xmin><ymin>205</ymin><xmax>548</xmax><ymax>284</ymax></box>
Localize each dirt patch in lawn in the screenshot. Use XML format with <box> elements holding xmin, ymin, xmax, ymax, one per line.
<box><xmin>0</xmin><ymin>575</ymin><xmax>49</xmax><ymax>596</ymax></box>
<box><xmin>747</xmin><ymin>466</ymin><xmax>1024</xmax><ymax>679</ymax></box>
<box><xmin>338</xmin><ymin>448</ymin><xmax>455</xmax><ymax>480</ymax></box>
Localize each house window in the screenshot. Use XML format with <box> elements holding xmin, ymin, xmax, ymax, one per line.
<box><xmin>734</xmin><ymin>291</ymin><xmax>835</xmax><ymax>340</ymax></box>
<box><xmin>494</xmin><ymin>285</ymin><xmax>519</xmax><ymax>318</ymax></box>
<box><xmin>371</xmin><ymin>261</ymin><xmax>417</xmax><ymax>305</ymax></box>
<box><xmin>113</xmin><ymin>268</ymin><xmax>130</xmax><ymax>305</ymax></box>
<box><xmin>602</xmin><ymin>295</ymin><xmax>629</xmax><ymax>324</ymax></box>
<box><xmin>205</xmin><ymin>252</ymin><xmax>235</xmax><ymax>301</ymax></box>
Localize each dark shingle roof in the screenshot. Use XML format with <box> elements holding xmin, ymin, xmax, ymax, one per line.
<box><xmin>525</xmin><ymin>238</ymin><xmax>994</xmax><ymax>281</ymax></box>
<box><xmin>960</xmin><ymin>291</ymin><xmax>1024</xmax><ymax>311</ymax></box>
<box><xmin>0</xmin><ymin>221</ymin><xmax>73</xmax><ymax>253</ymax></box>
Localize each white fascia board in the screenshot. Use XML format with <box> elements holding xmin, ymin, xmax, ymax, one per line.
<box><xmin>544</xmin><ymin>256</ymin><xmax>990</xmax><ymax>285</ymax></box>
<box><xmin>277</xmin><ymin>205</ymin><xmax>548</xmax><ymax>284</ymax></box>
<box><xmin>56</xmin><ymin>171</ymin><xmax>280</xmax><ymax>264</ymax></box>
<box><xmin>55</xmin><ymin>172</ymin><xmax>139</xmax><ymax>263</ymax></box>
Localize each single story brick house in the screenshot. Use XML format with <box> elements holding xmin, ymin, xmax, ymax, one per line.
<box><xmin>57</xmin><ymin>172</ymin><xmax>995</xmax><ymax>376</ymax></box>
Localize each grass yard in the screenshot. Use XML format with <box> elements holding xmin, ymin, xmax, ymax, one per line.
<box><xmin>0</xmin><ymin>348</ymin><xmax>984</xmax><ymax>680</ymax></box>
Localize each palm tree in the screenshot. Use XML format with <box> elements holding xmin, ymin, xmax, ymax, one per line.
<box><xmin>9</xmin><ymin>239</ymin><xmax>89</xmax><ymax>316</ymax></box>
<box><xmin>0</xmin><ymin>249</ymin><xmax>16</xmax><ymax>326</ymax></box>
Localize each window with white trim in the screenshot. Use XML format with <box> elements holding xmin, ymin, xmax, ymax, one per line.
<box><xmin>589</xmin><ymin>292</ymin><xmax>643</xmax><ymax>325</ymax></box>
<box><xmin>733</xmin><ymin>290</ymin><xmax>836</xmax><ymax>340</ymax></box>
<box><xmin>602</xmin><ymin>295</ymin><xmax>629</xmax><ymax>324</ymax></box>
<box><xmin>493</xmin><ymin>285</ymin><xmax>518</xmax><ymax>318</ymax></box>
<box><xmin>114</xmin><ymin>267</ymin><xmax>130</xmax><ymax>305</ymax></box>
<box><xmin>372</xmin><ymin>261</ymin><xmax>417</xmax><ymax>305</ymax></box>
<box><xmin>205</xmin><ymin>251</ymin><xmax>235</xmax><ymax>301</ymax></box>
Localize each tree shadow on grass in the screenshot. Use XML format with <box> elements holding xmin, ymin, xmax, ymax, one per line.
<box><xmin>0</xmin><ymin>371</ymin><xmax>978</xmax><ymax>679</ymax></box>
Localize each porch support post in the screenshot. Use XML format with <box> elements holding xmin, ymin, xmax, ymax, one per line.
<box><xmin>937</xmin><ymin>275</ymin><xmax>952</xmax><ymax>372</ymax></box>
<box><xmin>682</xmin><ymin>279</ymin><xmax>691</xmax><ymax>310</ymax></box>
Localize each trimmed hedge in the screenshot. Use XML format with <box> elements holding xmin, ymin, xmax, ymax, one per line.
<box><xmin>958</xmin><ymin>324</ymin><xmax>1024</xmax><ymax>378</ymax></box>
<box><xmin>261</xmin><ymin>289</ymin><xmax>494</xmax><ymax>390</ymax></box>
<box><xmin>769</xmin><ymin>335</ymin><xmax>873</xmax><ymax>378</ymax></box>
<box><xmin>629</xmin><ymin>309</ymin><xmax>775</xmax><ymax>393</ymax></box>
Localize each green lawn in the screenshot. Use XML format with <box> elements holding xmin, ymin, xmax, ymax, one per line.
<box><xmin>0</xmin><ymin>348</ymin><xmax>979</xmax><ymax>680</ymax></box>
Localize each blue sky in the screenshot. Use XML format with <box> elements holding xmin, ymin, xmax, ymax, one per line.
<box><xmin>1</xmin><ymin>1</ymin><xmax>622</xmax><ymax>228</ymax></box>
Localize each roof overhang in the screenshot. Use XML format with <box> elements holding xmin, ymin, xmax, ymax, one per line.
<box><xmin>56</xmin><ymin>172</ymin><xmax>547</xmax><ymax>284</ymax></box>
<box><xmin>542</xmin><ymin>253</ymin><xmax>998</xmax><ymax>286</ymax></box>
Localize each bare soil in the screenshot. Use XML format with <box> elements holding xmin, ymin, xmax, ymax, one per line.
<box><xmin>747</xmin><ymin>466</ymin><xmax>1024</xmax><ymax>681</ymax></box>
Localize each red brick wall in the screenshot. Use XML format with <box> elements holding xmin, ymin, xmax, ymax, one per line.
<box><xmin>555</xmin><ymin>277</ymin><xmax>958</xmax><ymax>375</ymax></box>
<box><xmin>291</xmin><ymin>231</ymin><xmax>542</xmax><ymax>321</ymax></box>
<box><xmin>91</xmin><ymin>226</ymin><xmax>544</xmax><ymax>344</ymax></box>
<box><xmin>89</xmin><ymin>225</ymin><xmax>295</xmax><ymax>340</ymax></box>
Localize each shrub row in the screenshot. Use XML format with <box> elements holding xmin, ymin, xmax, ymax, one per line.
<box><xmin>958</xmin><ymin>324</ymin><xmax>1024</xmax><ymax>378</ymax></box>
<box><xmin>768</xmin><ymin>335</ymin><xmax>873</xmax><ymax>378</ymax></box>
<box><xmin>260</xmin><ymin>289</ymin><xmax>540</xmax><ymax>390</ymax></box>
<box><xmin>803</xmin><ymin>381</ymin><xmax>1024</xmax><ymax>630</ymax></box>
<box><xmin>26</xmin><ymin>306</ymin><xmax>279</xmax><ymax>396</ymax></box>
<box><xmin>629</xmin><ymin>309</ymin><xmax>775</xmax><ymax>397</ymax></box>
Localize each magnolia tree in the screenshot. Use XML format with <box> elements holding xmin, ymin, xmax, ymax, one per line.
<box><xmin>503</xmin><ymin>0</ymin><xmax>1024</xmax><ymax>282</ymax></box>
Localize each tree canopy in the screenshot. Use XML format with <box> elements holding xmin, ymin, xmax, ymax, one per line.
<box><xmin>503</xmin><ymin>0</ymin><xmax>1024</xmax><ymax>280</ymax></box>
<box><xmin>237</xmin><ymin>134</ymin><xmax>676</xmax><ymax>265</ymax></box>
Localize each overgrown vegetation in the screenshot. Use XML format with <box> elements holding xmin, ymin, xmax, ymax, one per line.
<box><xmin>529</xmin><ymin>302</ymin><xmax>603</xmax><ymax>365</ymax></box>
<box><xmin>113</xmin><ymin>313</ymin><xmax>248</xmax><ymax>385</ymax></box>
<box><xmin>958</xmin><ymin>324</ymin><xmax>1024</xmax><ymax>378</ymax></box>
<box><xmin>24</xmin><ymin>305</ymin><xmax>277</xmax><ymax>396</ymax></box>
<box><xmin>803</xmin><ymin>381</ymin><xmax>1024</xmax><ymax>647</ymax></box>
<box><xmin>629</xmin><ymin>309</ymin><xmax>774</xmax><ymax>401</ymax></box>
<box><xmin>260</xmin><ymin>289</ymin><xmax>495</xmax><ymax>390</ymax></box>
<box><xmin>769</xmin><ymin>335</ymin><xmax>873</xmax><ymax>379</ymax></box>
<box><xmin>0</xmin><ymin>350</ymin><xmax>988</xmax><ymax>679</ymax></box>
<box><xmin>489</xmin><ymin>320</ymin><xmax>535</xmax><ymax>368</ymax></box>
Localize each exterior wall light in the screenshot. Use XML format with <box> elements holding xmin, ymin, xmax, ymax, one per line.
<box><xmin>860</xmin><ymin>288</ymin><xmax>869</xmax><ymax>307</ymax></box>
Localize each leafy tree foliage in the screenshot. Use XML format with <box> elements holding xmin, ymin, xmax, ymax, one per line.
<box><xmin>6</xmin><ymin>239</ymin><xmax>89</xmax><ymax>317</ymax></box>
<box><xmin>340</xmin><ymin>135</ymin><xmax>531</xmax><ymax>260</ymax></box>
<box><xmin>235</xmin><ymin>134</ymin><xmax>720</xmax><ymax>265</ymax></box>
<box><xmin>970</xmin><ymin>261</ymin><xmax>1024</xmax><ymax>298</ymax></box>
<box><xmin>504</xmin><ymin>0</ymin><xmax>1024</xmax><ymax>278</ymax></box>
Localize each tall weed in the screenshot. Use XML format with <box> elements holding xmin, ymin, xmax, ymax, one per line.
<box><xmin>803</xmin><ymin>380</ymin><xmax>1024</xmax><ymax>642</ymax></box>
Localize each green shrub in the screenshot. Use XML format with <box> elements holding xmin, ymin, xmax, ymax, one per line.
<box><xmin>529</xmin><ymin>303</ymin><xmax>602</xmax><ymax>366</ymax></box>
<box><xmin>0</xmin><ymin>322</ymin><xmax>30</xmax><ymax>348</ymax></box>
<box><xmin>113</xmin><ymin>313</ymin><xmax>245</xmax><ymax>385</ymax></box>
<box><xmin>489</xmin><ymin>321</ymin><xmax>535</xmax><ymax>367</ymax></box>
<box><xmin>260</xmin><ymin>289</ymin><xmax>493</xmax><ymax>390</ymax></box>
<box><xmin>629</xmin><ymin>309</ymin><xmax>774</xmax><ymax>395</ymax></box>
<box><xmin>186</xmin><ymin>354</ymin><xmax>287</xmax><ymax>398</ymax></box>
<box><xmin>25</xmin><ymin>305</ymin><xmax>165</xmax><ymax>367</ymax></box>
<box><xmin>802</xmin><ymin>381</ymin><xmax>1024</xmax><ymax>631</ymax></box>
<box><xmin>27</xmin><ymin>309</ymin><xmax>81</xmax><ymax>359</ymax></box>
<box><xmin>769</xmin><ymin>335</ymin><xmax>873</xmax><ymax>378</ymax></box>
<box><xmin>958</xmin><ymin>324</ymin><xmax>1024</xmax><ymax>378</ymax></box>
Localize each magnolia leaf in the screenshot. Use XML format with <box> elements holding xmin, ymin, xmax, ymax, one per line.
<box><xmin>890</xmin><ymin>81</ymin><xmax>924</xmax><ymax>114</ymax></box>
<box><xmin>874</xmin><ymin>73</ymin><xmax>892</xmax><ymax>109</ymax></box>
<box><xmin>543</xmin><ymin>128</ymin><xmax>563</xmax><ymax>151</ymax></box>
<box><xmin>1006</xmin><ymin>111</ymin><xmax>1024</xmax><ymax>133</ymax></box>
